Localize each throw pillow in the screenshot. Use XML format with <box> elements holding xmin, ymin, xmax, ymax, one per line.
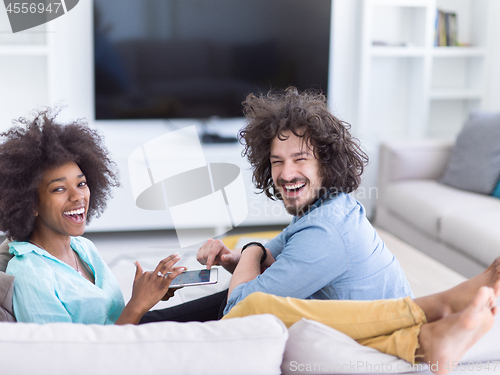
<box><xmin>440</xmin><ymin>111</ymin><xmax>500</xmax><ymax>194</ymax></box>
<box><xmin>282</xmin><ymin>316</ymin><xmax>500</xmax><ymax>374</ymax></box>
<box><xmin>282</xmin><ymin>318</ymin><xmax>423</xmax><ymax>374</ymax></box>
<box><xmin>0</xmin><ymin>271</ymin><xmax>15</xmax><ymax>322</ymax></box>
<box><xmin>492</xmin><ymin>178</ymin><xmax>500</xmax><ymax>198</ymax></box>
<box><xmin>0</xmin><ymin>239</ymin><xmax>12</xmax><ymax>272</ymax></box>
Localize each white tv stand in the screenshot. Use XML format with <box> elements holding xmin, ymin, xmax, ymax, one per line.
<box><xmin>86</xmin><ymin>120</ymin><xmax>292</xmax><ymax>233</ymax></box>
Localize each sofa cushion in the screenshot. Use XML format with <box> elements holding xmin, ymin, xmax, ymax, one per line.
<box><xmin>0</xmin><ymin>314</ymin><xmax>287</xmax><ymax>375</ymax></box>
<box><xmin>440</xmin><ymin>112</ymin><xmax>500</xmax><ymax>195</ymax></box>
<box><xmin>282</xmin><ymin>318</ymin><xmax>417</xmax><ymax>374</ymax></box>
<box><xmin>384</xmin><ymin>180</ymin><xmax>498</xmax><ymax>238</ymax></box>
<box><xmin>0</xmin><ymin>271</ymin><xmax>15</xmax><ymax>322</ymax></box>
<box><xmin>0</xmin><ymin>238</ymin><xmax>12</xmax><ymax>272</ymax></box>
<box><xmin>492</xmin><ymin>178</ymin><xmax>500</xmax><ymax>198</ymax></box>
<box><xmin>440</xmin><ymin>209</ymin><xmax>500</xmax><ymax>267</ymax></box>
<box><xmin>0</xmin><ymin>239</ymin><xmax>16</xmax><ymax>322</ymax></box>
<box><xmin>282</xmin><ymin>316</ymin><xmax>500</xmax><ymax>374</ymax></box>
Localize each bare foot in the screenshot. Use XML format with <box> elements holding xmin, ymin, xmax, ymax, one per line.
<box><xmin>443</xmin><ymin>257</ymin><xmax>500</xmax><ymax>315</ymax></box>
<box><xmin>416</xmin><ymin>258</ymin><xmax>500</xmax><ymax>322</ymax></box>
<box><xmin>417</xmin><ymin>286</ymin><xmax>497</xmax><ymax>375</ymax></box>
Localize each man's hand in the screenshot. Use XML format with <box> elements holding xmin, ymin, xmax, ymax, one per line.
<box><xmin>196</xmin><ymin>238</ymin><xmax>240</xmax><ymax>273</ymax></box>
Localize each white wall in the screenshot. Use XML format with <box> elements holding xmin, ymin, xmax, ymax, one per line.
<box><xmin>329</xmin><ymin>0</ymin><xmax>362</xmax><ymax>124</ymax></box>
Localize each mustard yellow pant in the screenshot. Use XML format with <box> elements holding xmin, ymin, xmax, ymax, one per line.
<box><xmin>223</xmin><ymin>292</ymin><xmax>427</xmax><ymax>364</ymax></box>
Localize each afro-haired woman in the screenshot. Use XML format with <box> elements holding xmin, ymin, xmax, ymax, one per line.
<box><xmin>1</xmin><ymin>110</ymin><xmax>185</xmax><ymax>324</ymax></box>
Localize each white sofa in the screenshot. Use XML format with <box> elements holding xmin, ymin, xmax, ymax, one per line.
<box><xmin>2</xmin><ymin>243</ymin><xmax>500</xmax><ymax>374</ymax></box>
<box><xmin>1</xmin><ymin>298</ymin><xmax>500</xmax><ymax>375</ymax></box>
<box><xmin>0</xmin><ymin>314</ymin><xmax>290</xmax><ymax>375</ymax></box>
<box><xmin>375</xmin><ymin>139</ymin><xmax>500</xmax><ymax>278</ymax></box>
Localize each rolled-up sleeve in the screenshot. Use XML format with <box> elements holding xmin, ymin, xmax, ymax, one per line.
<box><xmin>224</xmin><ymin>224</ymin><xmax>348</xmax><ymax>315</ymax></box>
<box><xmin>264</xmin><ymin>228</ymin><xmax>286</xmax><ymax>260</ymax></box>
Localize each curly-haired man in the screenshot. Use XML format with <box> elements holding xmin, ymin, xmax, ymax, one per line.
<box><xmin>196</xmin><ymin>87</ymin><xmax>413</xmax><ymax>315</ymax></box>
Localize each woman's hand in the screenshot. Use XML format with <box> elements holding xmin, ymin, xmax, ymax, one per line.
<box><xmin>131</xmin><ymin>253</ymin><xmax>185</xmax><ymax>308</ymax></box>
<box><xmin>115</xmin><ymin>253</ymin><xmax>185</xmax><ymax>325</ymax></box>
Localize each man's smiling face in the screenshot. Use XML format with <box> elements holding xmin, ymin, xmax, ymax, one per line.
<box><xmin>270</xmin><ymin>130</ymin><xmax>323</xmax><ymax>216</ymax></box>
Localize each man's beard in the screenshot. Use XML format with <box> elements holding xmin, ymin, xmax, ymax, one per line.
<box><xmin>282</xmin><ymin>194</ymin><xmax>320</xmax><ymax>216</ymax></box>
<box><xmin>276</xmin><ymin>177</ymin><xmax>323</xmax><ymax>216</ymax></box>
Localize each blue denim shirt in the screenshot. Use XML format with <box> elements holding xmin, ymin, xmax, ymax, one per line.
<box><xmin>224</xmin><ymin>193</ymin><xmax>413</xmax><ymax>314</ymax></box>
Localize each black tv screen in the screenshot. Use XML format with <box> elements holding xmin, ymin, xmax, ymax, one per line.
<box><xmin>94</xmin><ymin>0</ymin><xmax>331</xmax><ymax>120</ymax></box>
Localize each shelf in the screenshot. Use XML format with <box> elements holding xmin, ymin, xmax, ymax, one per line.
<box><xmin>370</xmin><ymin>46</ymin><xmax>486</xmax><ymax>58</ymax></box>
<box><xmin>358</xmin><ymin>0</ymin><xmax>489</xmax><ymax>140</ymax></box>
<box><xmin>432</xmin><ymin>47</ymin><xmax>486</xmax><ymax>57</ymax></box>
<box><xmin>429</xmin><ymin>90</ymin><xmax>482</xmax><ymax>100</ymax></box>
<box><xmin>370</xmin><ymin>46</ymin><xmax>427</xmax><ymax>57</ymax></box>
<box><xmin>371</xmin><ymin>0</ymin><xmax>432</xmax><ymax>7</ymax></box>
<box><xmin>0</xmin><ymin>45</ymin><xmax>49</xmax><ymax>56</ymax></box>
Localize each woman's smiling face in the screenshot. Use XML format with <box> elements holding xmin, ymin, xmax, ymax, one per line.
<box><xmin>33</xmin><ymin>161</ymin><xmax>90</xmax><ymax>239</ymax></box>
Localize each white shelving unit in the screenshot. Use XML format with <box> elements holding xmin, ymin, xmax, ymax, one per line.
<box><xmin>0</xmin><ymin>14</ymin><xmax>59</xmax><ymax>131</ymax></box>
<box><xmin>357</xmin><ymin>0</ymin><xmax>491</xmax><ymax>141</ymax></box>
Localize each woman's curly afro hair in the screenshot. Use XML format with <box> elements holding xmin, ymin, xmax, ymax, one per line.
<box><xmin>239</xmin><ymin>87</ymin><xmax>368</xmax><ymax>200</ymax></box>
<box><xmin>0</xmin><ymin>109</ymin><xmax>119</xmax><ymax>241</ymax></box>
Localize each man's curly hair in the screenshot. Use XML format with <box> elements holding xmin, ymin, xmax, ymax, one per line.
<box><xmin>0</xmin><ymin>109</ymin><xmax>119</xmax><ymax>241</ymax></box>
<box><xmin>239</xmin><ymin>87</ymin><xmax>368</xmax><ymax>200</ymax></box>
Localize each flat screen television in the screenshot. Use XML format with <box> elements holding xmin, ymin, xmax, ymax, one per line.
<box><xmin>94</xmin><ymin>0</ymin><xmax>331</xmax><ymax>121</ymax></box>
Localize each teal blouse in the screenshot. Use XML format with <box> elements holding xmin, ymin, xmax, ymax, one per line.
<box><xmin>6</xmin><ymin>237</ymin><xmax>125</xmax><ymax>324</ymax></box>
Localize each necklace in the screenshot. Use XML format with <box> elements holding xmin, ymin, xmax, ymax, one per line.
<box><xmin>72</xmin><ymin>250</ymin><xmax>82</xmax><ymax>275</ymax></box>
<box><xmin>29</xmin><ymin>240</ymin><xmax>83</xmax><ymax>276</ymax></box>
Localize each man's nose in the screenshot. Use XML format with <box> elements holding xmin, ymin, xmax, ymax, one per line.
<box><xmin>281</xmin><ymin>161</ymin><xmax>297</xmax><ymax>181</ymax></box>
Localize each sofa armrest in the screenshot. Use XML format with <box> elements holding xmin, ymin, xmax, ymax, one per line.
<box><xmin>378</xmin><ymin>139</ymin><xmax>454</xmax><ymax>185</ymax></box>
<box><xmin>376</xmin><ymin>139</ymin><xmax>454</xmax><ymax>210</ymax></box>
